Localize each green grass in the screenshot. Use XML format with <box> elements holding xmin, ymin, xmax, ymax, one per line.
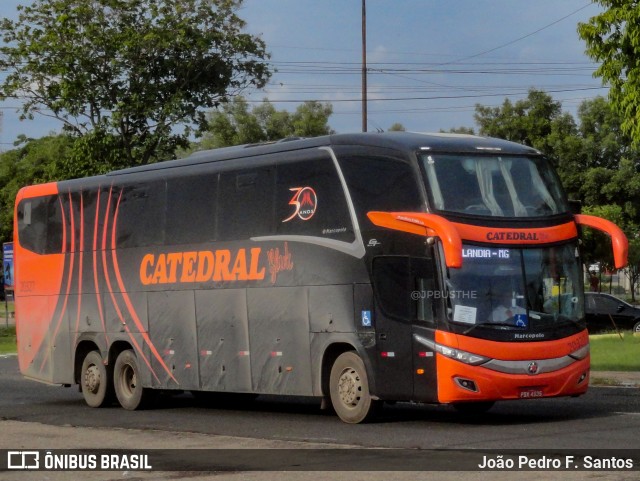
<box><xmin>0</xmin><ymin>326</ymin><xmax>16</xmax><ymax>354</ymax></box>
<box><xmin>589</xmin><ymin>332</ymin><xmax>640</xmax><ymax>371</ymax></box>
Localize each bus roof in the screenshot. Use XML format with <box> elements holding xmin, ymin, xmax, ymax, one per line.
<box><xmin>52</xmin><ymin>133</ymin><xmax>541</xmax><ymax>190</ymax></box>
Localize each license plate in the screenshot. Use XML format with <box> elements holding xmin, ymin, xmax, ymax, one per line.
<box><xmin>519</xmin><ymin>388</ymin><xmax>544</xmax><ymax>399</ymax></box>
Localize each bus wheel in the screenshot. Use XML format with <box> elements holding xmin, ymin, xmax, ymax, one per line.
<box><xmin>329</xmin><ymin>351</ymin><xmax>377</xmax><ymax>423</ymax></box>
<box><xmin>114</xmin><ymin>349</ymin><xmax>154</xmax><ymax>410</ymax></box>
<box><xmin>452</xmin><ymin>401</ymin><xmax>495</xmax><ymax>414</ymax></box>
<box><xmin>80</xmin><ymin>350</ymin><xmax>113</xmax><ymax>408</ymax></box>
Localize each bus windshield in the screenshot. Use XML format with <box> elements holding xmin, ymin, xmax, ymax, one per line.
<box><xmin>446</xmin><ymin>243</ymin><xmax>584</xmax><ymax>330</ymax></box>
<box><xmin>421</xmin><ymin>154</ymin><xmax>569</xmax><ymax>217</ymax></box>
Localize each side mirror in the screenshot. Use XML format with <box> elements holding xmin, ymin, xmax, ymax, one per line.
<box><xmin>617</xmin><ymin>304</ymin><xmax>625</xmax><ymax>313</ymax></box>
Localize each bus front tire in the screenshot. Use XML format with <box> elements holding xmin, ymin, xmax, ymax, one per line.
<box><xmin>80</xmin><ymin>350</ymin><xmax>113</xmax><ymax>408</ymax></box>
<box><xmin>329</xmin><ymin>351</ymin><xmax>378</xmax><ymax>424</ymax></box>
<box><xmin>114</xmin><ymin>349</ymin><xmax>155</xmax><ymax>410</ymax></box>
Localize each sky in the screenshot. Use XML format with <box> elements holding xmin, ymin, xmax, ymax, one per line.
<box><xmin>0</xmin><ymin>0</ymin><xmax>607</xmax><ymax>149</ymax></box>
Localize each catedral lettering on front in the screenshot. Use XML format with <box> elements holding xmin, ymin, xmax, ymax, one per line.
<box><xmin>13</xmin><ymin>132</ymin><xmax>627</xmax><ymax>423</ymax></box>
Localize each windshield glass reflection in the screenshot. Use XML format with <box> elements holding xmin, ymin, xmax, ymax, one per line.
<box><xmin>446</xmin><ymin>243</ymin><xmax>583</xmax><ymax>331</ymax></box>
<box><xmin>421</xmin><ymin>154</ymin><xmax>569</xmax><ymax>217</ymax></box>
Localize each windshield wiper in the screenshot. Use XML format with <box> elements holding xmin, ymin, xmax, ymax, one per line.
<box><xmin>529</xmin><ymin>310</ymin><xmax>579</xmax><ymax>326</ymax></box>
<box><xmin>463</xmin><ymin>321</ymin><xmax>523</xmax><ymax>335</ymax></box>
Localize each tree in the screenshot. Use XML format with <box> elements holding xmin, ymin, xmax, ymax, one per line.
<box><xmin>577</xmin><ymin>96</ymin><xmax>631</xmax><ymax>170</ymax></box>
<box><xmin>444</xmin><ymin>126</ymin><xmax>475</xmax><ymax>135</ymax></box>
<box><xmin>0</xmin><ymin>134</ymin><xmax>74</xmax><ymax>243</ymax></box>
<box><xmin>291</xmin><ymin>101</ymin><xmax>333</xmax><ymax>137</ymax></box>
<box><xmin>388</xmin><ymin>123</ymin><xmax>406</xmax><ymax>132</ymax></box>
<box><xmin>199</xmin><ymin>97</ymin><xmax>334</xmax><ymax>149</ymax></box>
<box><xmin>580</xmin><ymin>204</ymin><xmax>626</xmax><ymax>268</ymax></box>
<box><xmin>578</xmin><ymin>1</ymin><xmax>640</xmax><ymax>146</ymax></box>
<box><xmin>474</xmin><ymin>89</ymin><xmax>564</xmax><ymax>151</ymax></box>
<box><xmin>0</xmin><ymin>0</ymin><xmax>271</xmax><ymax>173</ymax></box>
<box><xmin>202</xmin><ymin>97</ymin><xmax>264</xmax><ymax>148</ymax></box>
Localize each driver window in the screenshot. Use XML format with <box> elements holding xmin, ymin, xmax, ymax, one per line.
<box><xmin>372</xmin><ymin>256</ymin><xmax>435</xmax><ymax>323</ymax></box>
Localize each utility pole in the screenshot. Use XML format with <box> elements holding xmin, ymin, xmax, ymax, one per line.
<box><xmin>361</xmin><ymin>0</ymin><xmax>367</xmax><ymax>132</ymax></box>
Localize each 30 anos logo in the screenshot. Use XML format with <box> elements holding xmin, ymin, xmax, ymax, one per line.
<box><xmin>283</xmin><ymin>186</ymin><xmax>317</xmax><ymax>222</ymax></box>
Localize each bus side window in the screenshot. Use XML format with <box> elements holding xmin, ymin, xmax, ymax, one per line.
<box><xmin>165</xmin><ymin>173</ymin><xmax>217</xmax><ymax>245</ymax></box>
<box><xmin>372</xmin><ymin>256</ymin><xmax>412</xmax><ymax>321</ymax></box>
<box><xmin>46</xmin><ymin>196</ymin><xmax>64</xmax><ymax>253</ymax></box>
<box><xmin>276</xmin><ymin>158</ymin><xmax>354</xmax><ymax>242</ymax></box>
<box><xmin>413</xmin><ymin>257</ymin><xmax>435</xmax><ymax>324</ymax></box>
<box><xmin>116</xmin><ymin>181</ymin><xmax>166</xmax><ymax>248</ymax></box>
<box><xmin>338</xmin><ymin>155</ymin><xmax>424</xmax><ymax>220</ymax></box>
<box><xmin>17</xmin><ymin>195</ymin><xmax>63</xmax><ymax>255</ymax></box>
<box><xmin>372</xmin><ymin>256</ymin><xmax>436</xmax><ymax>323</ymax></box>
<box><xmin>218</xmin><ymin>168</ymin><xmax>275</xmax><ymax>241</ymax></box>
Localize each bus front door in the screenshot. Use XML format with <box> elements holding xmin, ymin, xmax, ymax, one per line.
<box><xmin>371</xmin><ymin>256</ymin><xmax>415</xmax><ymax>400</ymax></box>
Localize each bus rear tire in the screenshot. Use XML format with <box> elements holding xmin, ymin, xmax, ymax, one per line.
<box><xmin>114</xmin><ymin>349</ymin><xmax>155</xmax><ymax>410</ymax></box>
<box><xmin>80</xmin><ymin>350</ymin><xmax>113</xmax><ymax>408</ymax></box>
<box><xmin>329</xmin><ymin>351</ymin><xmax>378</xmax><ymax>424</ymax></box>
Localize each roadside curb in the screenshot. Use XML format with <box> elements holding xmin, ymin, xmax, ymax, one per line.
<box><xmin>590</xmin><ymin>371</ymin><xmax>640</xmax><ymax>388</ymax></box>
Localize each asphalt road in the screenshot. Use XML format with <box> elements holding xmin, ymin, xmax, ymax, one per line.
<box><xmin>1</xmin><ymin>355</ymin><xmax>639</xmax><ymax>451</ymax></box>
<box><xmin>2</xmin><ymin>354</ymin><xmax>640</xmax><ymax>480</ymax></box>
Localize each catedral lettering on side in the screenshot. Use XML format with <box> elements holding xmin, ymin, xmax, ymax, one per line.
<box><xmin>140</xmin><ymin>248</ymin><xmax>265</xmax><ymax>285</ymax></box>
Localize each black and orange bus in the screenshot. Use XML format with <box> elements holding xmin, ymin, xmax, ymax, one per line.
<box><xmin>14</xmin><ymin>132</ymin><xmax>627</xmax><ymax>423</ymax></box>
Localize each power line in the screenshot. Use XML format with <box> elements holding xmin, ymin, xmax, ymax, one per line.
<box><xmin>434</xmin><ymin>2</ymin><xmax>595</xmax><ymax>67</ymax></box>
<box><xmin>329</xmin><ymin>94</ymin><xmax>604</xmax><ymax>115</ymax></box>
<box><xmin>247</xmin><ymin>86</ymin><xmax>606</xmax><ymax>103</ymax></box>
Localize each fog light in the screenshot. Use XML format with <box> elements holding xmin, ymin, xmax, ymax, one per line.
<box><xmin>454</xmin><ymin>377</ymin><xmax>478</xmax><ymax>392</ymax></box>
<box><xmin>578</xmin><ymin>372</ymin><xmax>587</xmax><ymax>384</ymax></box>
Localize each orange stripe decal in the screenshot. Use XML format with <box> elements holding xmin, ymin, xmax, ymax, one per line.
<box><xmin>93</xmin><ymin>187</ymin><xmax>109</xmax><ymax>345</ymax></box>
<box><xmin>102</xmin><ymin>186</ymin><xmax>160</xmax><ymax>383</ymax></box>
<box><xmin>40</xmin><ymin>195</ymin><xmax>74</xmax><ymax>372</ymax></box>
<box><xmin>98</xmin><ymin>187</ymin><xmax>159</xmax><ymax>383</ymax></box>
<box><xmin>111</xmin><ymin>189</ymin><xmax>178</xmax><ymax>385</ymax></box>
<box><xmin>74</xmin><ymin>193</ymin><xmax>84</xmax><ymax>348</ymax></box>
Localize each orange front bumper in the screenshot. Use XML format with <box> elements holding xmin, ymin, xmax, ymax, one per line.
<box><xmin>436</xmin><ymin>353</ymin><xmax>590</xmax><ymax>403</ymax></box>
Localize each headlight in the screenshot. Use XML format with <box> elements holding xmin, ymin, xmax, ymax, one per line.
<box><xmin>435</xmin><ymin>343</ymin><xmax>490</xmax><ymax>366</ymax></box>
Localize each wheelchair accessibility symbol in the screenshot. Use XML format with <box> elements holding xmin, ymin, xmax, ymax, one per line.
<box><xmin>514</xmin><ymin>314</ymin><xmax>528</xmax><ymax>328</ymax></box>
